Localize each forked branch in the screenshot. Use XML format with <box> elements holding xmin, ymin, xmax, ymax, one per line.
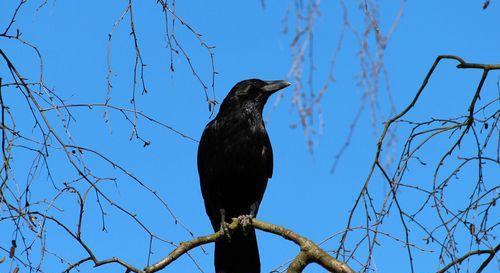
<box><xmin>64</xmin><ymin>218</ymin><xmax>354</xmax><ymax>273</ymax></box>
<box><xmin>145</xmin><ymin>218</ymin><xmax>354</xmax><ymax>273</ymax></box>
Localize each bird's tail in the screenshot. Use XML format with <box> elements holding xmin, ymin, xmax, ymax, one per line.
<box><xmin>215</xmin><ymin>228</ymin><xmax>260</xmax><ymax>273</ymax></box>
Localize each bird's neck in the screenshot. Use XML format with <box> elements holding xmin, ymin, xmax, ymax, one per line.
<box><xmin>217</xmin><ymin>105</ymin><xmax>264</xmax><ymax>129</ymax></box>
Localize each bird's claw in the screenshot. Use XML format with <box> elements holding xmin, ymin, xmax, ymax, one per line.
<box><xmin>219</xmin><ymin>220</ymin><xmax>231</xmax><ymax>242</ymax></box>
<box><xmin>238</xmin><ymin>215</ymin><xmax>253</xmax><ymax>235</ymax></box>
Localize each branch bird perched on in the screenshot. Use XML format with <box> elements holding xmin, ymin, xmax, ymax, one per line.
<box><xmin>197</xmin><ymin>79</ymin><xmax>291</xmax><ymax>273</ymax></box>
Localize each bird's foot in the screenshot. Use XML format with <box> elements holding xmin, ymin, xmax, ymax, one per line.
<box><xmin>219</xmin><ymin>220</ymin><xmax>231</xmax><ymax>242</ymax></box>
<box><xmin>237</xmin><ymin>214</ymin><xmax>253</xmax><ymax>235</ymax></box>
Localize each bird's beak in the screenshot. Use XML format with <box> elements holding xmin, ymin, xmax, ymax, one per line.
<box><xmin>262</xmin><ymin>80</ymin><xmax>291</xmax><ymax>93</ymax></box>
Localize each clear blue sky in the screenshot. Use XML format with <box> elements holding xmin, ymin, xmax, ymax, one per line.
<box><xmin>1</xmin><ymin>1</ymin><xmax>499</xmax><ymax>273</ymax></box>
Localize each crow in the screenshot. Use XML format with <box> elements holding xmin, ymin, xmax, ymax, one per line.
<box><xmin>197</xmin><ymin>79</ymin><xmax>290</xmax><ymax>273</ymax></box>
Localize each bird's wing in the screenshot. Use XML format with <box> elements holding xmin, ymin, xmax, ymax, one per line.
<box><xmin>262</xmin><ymin>132</ymin><xmax>274</xmax><ymax>179</ymax></box>
<box><xmin>197</xmin><ymin>120</ymin><xmax>220</xmax><ymax>228</ymax></box>
<box><xmin>197</xmin><ymin>121</ymin><xmax>215</xmax><ymax>197</ymax></box>
<box><xmin>197</xmin><ymin>122</ymin><xmax>212</xmax><ymax>177</ymax></box>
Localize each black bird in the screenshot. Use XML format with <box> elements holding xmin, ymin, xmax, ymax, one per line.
<box><xmin>197</xmin><ymin>79</ymin><xmax>290</xmax><ymax>273</ymax></box>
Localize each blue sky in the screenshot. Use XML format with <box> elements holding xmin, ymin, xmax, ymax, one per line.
<box><xmin>1</xmin><ymin>1</ymin><xmax>499</xmax><ymax>273</ymax></box>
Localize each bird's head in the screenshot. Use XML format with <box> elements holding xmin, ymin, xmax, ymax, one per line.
<box><xmin>218</xmin><ymin>79</ymin><xmax>291</xmax><ymax>116</ymax></box>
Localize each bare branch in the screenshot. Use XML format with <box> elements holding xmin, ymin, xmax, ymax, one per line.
<box><xmin>436</xmin><ymin>244</ymin><xmax>499</xmax><ymax>273</ymax></box>
<box><xmin>145</xmin><ymin>218</ymin><xmax>355</xmax><ymax>273</ymax></box>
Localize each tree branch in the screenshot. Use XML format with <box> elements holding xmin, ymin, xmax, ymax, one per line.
<box><xmin>436</xmin><ymin>244</ymin><xmax>499</xmax><ymax>273</ymax></box>
<box><xmin>145</xmin><ymin>218</ymin><xmax>355</xmax><ymax>273</ymax></box>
